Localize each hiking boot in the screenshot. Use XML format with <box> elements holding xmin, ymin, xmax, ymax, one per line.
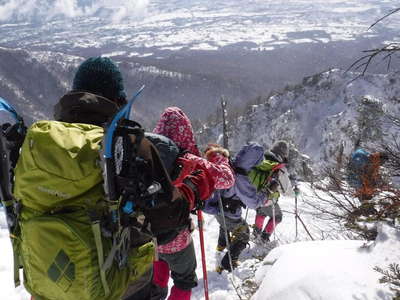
<box><xmin>232</xmin><ymin>259</ymin><xmax>239</xmax><ymax>270</ymax></box>
<box><xmin>261</xmin><ymin>232</ymin><xmax>270</xmax><ymax>242</ymax></box>
<box><xmin>216</xmin><ymin>245</ymin><xmax>226</xmax><ymax>252</ymax></box>
<box><xmin>215</xmin><ymin>247</ymin><xmax>225</xmax><ymax>270</ymax></box>
<box><xmin>216</xmin><ymin>260</ymin><xmax>239</xmax><ymax>274</ymax></box>
<box><xmin>216</xmin><ymin>265</ymin><xmax>224</xmax><ymax>274</ymax></box>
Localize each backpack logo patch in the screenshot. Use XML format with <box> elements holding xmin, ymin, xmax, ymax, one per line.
<box><xmin>47</xmin><ymin>249</ymin><xmax>75</xmax><ymax>291</ymax></box>
<box><xmin>38</xmin><ymin>186</ymin><xmax>71</xmax><ymax>199</ymax></box>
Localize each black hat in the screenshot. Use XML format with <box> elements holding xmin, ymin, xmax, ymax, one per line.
<box><xmin>72</xmin><ymin>57</ymin><xmax>126</xmax><ymax>103</ymax></box>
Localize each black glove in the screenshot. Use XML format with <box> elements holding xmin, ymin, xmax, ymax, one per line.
<box><xmin>183</xmin><ymin>173</ymin><xmax>205</xmax><ymax>213</ymax></box>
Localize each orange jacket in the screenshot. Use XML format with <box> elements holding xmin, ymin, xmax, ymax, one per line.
<box><xmin>357</xmin><ymin>152</ymin><xmax>382</xmax><ymax>200</ymax></box>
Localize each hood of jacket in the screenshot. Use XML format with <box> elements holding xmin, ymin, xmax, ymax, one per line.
<box><xmin>153</xmin><ymin>106</ymin><xmax>201</xmax><ymax>156</ymax></box>
<box><xmin>233</xmin><ymin>143</ymin><xmax>264</xmax><ymax>172</ymax></box>
<box><xmin>54</xmin><ymin>91</ymin><xmax>120</xmax><ymax>126</ymax></box>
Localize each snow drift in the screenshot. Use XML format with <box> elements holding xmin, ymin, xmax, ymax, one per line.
<box><xmin>253</xmin><ymin>223</ymin><xmax>399</xmax><ymax>300</ymax></box>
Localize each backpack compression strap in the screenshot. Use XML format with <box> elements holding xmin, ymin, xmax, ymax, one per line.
<box><xmin>90</xmin><ymin>212</ymin><xmax>110</xmax><ymax>297</ymax></box>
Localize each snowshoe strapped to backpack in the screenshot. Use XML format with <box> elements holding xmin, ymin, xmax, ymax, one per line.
<box><xmin>347</xmin><ymin>148</ymin><xmax>370</xmax><ymax>189</ymax></box>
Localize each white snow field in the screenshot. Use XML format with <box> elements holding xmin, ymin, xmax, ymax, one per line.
<box><xmin>2</xmin><ymin>182</ymin><xmax>398</xmax><ymax>299</ymax></box>
<box><xmin>0</xmin><ymin>1</ymin><xmax>399</xmax><ymax>53</ymax></box>
<box><xmin>252</xmin><ymin>229</ymin><xmax>398</xmax><ymax>300</ymax></box>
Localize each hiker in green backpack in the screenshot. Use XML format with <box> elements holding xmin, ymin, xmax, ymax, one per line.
<box><xmin>14</xmin><ymin>57</ymin><xmax>158</xmax><ymax>300</ymax></box>
<box><xmin>12</xmin><ymin>57</ymin><xmax>213</xmax><ymax>300</ymax></box>
<box><xmin>249</xmin><ymin>140</ymin><xmax>293</xmax><ymax>243</ymax></box>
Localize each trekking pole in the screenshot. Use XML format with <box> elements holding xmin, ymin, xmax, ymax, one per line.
<box><xmin>295</xmin><ymin>191</ymin><xmax>299</xmax><ymax>240</ymax></box>
<box><xmin>197</xmin><ymin>210</ymin><xmax>209</xmax><ymax>300</ymax></box>
<box><xmin>297</xmin><ymin>192</ymin><xmax>314</xmax><ymax>241</ymax></box>
<box><xmin>272</xmin><ymin>199</ymin><xmax>276</xmax><ymax>242</ymax></box>
<box><xmin>217</xmin><ymin>196</ymin><xmax>238</xmax><ymax>288</ymax></box>
<box><xmin>220</xmin><ymin>96</ymin><xmax>229</xmax><ymax>149</ymax></box>
<box><xmin>292</xmin><ymin>184</ymin><xmax>301</xmax><ymax>240</ymax></box>
<box><xmin>296</xmin><ymin>214</ymin><xmax>314</xmax><ymax>241</ymax></box>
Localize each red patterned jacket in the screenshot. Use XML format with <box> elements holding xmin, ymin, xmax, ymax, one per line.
<box><xmin>153</xmin><ymin>107</ymin><xmax>234</xmax><ymax>253</ymax></box>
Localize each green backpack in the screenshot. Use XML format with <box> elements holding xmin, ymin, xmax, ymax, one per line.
<box><xmin>12</xmin><ymin>120</ymin><xmax>154</xmax><ymax>300</ymax></box>
<box><xmin>248</xmin><ymin>159</ymin><xmax>284</xmax><ymax>194</ymax></box>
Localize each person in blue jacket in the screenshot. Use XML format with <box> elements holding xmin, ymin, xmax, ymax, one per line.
<box><xmin>204</xmin><ymin>142</ymin><xmax>267</xmax><ymax>272</ymax></box>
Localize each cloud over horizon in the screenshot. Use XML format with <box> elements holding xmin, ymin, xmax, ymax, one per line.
<box><xmin>0</xmin><ymin>0</ymin><xmax>150</xmax><ymax>23</ymax></box>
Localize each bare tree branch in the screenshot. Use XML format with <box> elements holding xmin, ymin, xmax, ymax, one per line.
<box><xmin>348</xmin><ymin>8</ymin><xmax>400</xmax><ymax>75</ymax></box>
<box><xmin>368</xmin><ymin>8</ymin><xmax>400</xmax><ymax>30</ymax></box>
<box><xmin>348</xmin><ymin>43</ymin><xmax>400</xmax><ymax>76</ymax></box>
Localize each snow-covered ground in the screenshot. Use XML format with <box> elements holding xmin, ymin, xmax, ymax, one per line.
<box><xmin>0</xmin><ymin>0</ymin><xmax>399</xmax><ymax>54</ymax></box>
<box><xmin>252</xmin><ymin>230</ymin><xmax>398</xmax><ymax>300</ymax></box>
<box><xmin>1</xmin><ymin>182</ymin><xmax>399</xmax><ymax>299</ymax></box>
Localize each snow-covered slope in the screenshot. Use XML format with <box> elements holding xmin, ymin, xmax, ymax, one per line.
<box><xmin>199</xmin><ymin>69</ymin><xmax>400</xmax><ymax>175</ymax></box>
<box><xmin>0</xmin><ymin>47</ymin><xmax>256</xmax><ymax>126</ymax></box>
<box><xmin>0</xmin><ymin>47</ymin><xmax>70</xmax><ymax>123</ymax></box>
